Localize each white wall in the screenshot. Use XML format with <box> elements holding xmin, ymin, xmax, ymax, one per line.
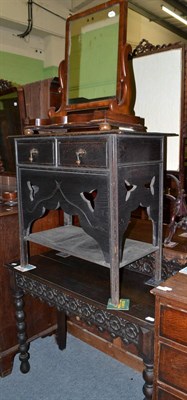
<box><xmin>0</xmin><ymin>25</ymin><xmax>44</xmax><ymax>60</ymax></box>
<box><xmin>0</xmin><ymin>0</ymin><xmax>68</xmax><ymax>38</ymax></box>
<box><xmin>0</xmin><ymin>0</ymin><xmax>68</xmax><ymax>67</ymax></box>
<box><xmin>127</xmin><ymin>9</ymin><xmax>187</xmax><ymax>49</ymax></box>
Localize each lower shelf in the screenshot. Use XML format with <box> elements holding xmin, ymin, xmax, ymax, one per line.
<box><xmin>26</xmin><ymin>225</ymin><xmax>157</xmax><ymax>268</ymax></box>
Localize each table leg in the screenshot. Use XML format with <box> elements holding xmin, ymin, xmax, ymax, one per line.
<box><xmin>13</xmin><ymin>287</ymin><xmax>30</xmax><ymax>373</ymax></box>
<box><xmin>139</xmin><ymin>327</ymin><xmax>154</xmax><ymax>400</ymax></box>
<box><xmin>142</xmin><ymin>358</ymin><xmax>154</xmax><ymax>400</ymax></box>
<box><xmin>56</xmin><ymin>310</ymin><xmax>67</xmax><ymax>350</ymax></box>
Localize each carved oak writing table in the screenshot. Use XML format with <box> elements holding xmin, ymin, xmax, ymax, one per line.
<box><xmin>14</xmin><ymin>130</ymin><xmax>165</xmax><ymax>306</ymax></box>
<box><xmin>7</xmin><ymin>250</ymin><xmax>155</xmax><ymax>400</ymax></box>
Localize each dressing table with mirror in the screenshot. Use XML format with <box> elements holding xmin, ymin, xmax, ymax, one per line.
<box><xmin>7</xmin><ymin>1</ymin><xmax>169</xmax><ymax>398</ymax></box>
<box><xmin>15</xmin><ymin>0</ymin><xmax>164</xmax><ymax>304</ymax></box>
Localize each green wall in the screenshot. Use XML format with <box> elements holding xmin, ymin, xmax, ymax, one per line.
<box><xmin>69</xmin><ymin>22</ymin><xmax>118</xmax><ymax>100</ymax></box>
<box><xmin>0</xmin><ymin>51</ymin><xmax>58</xmax><ymax>85</ymax></box>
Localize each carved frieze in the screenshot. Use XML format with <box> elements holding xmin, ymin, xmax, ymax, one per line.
<box><xmin>125</xmin><ymin>253</ymin><xmax>155</xmax><ymax>276</ymax></box>
<box><xmin>15</xmin><ymin>273</ymin><xmax>140</xmax><ymax>346</ymax></box>
<box><xmin>125</xmin><ymin>252</ymin><xmax>183</xmax><ymax>279</ymax></box>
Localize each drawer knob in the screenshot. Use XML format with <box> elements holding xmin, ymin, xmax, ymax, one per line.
<box><xmin>75</xmin><ymin>149</ymin><xmax>86</xmax><ymax>166</ymax></box>
<box><xmin>29</xmin><ymin>148</ymin><xmax>39</xmax><ymax>162</ymax></box>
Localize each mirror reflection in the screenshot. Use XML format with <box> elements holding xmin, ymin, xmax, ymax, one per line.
<box><xmin>68</xmin><ymin>3</ymin><xmax>120</xmax><ymax>104</ymax></box>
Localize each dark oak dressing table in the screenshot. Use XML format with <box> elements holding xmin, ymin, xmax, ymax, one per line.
<box><xmin>15</xmin><ymin>130</ymin><xmax>164</xmax><ymax>306</ymax></box>
<box><xmin>6</xmin><ymin>1</ymin><xmax>170</xmax><ymax>399</ymax></box>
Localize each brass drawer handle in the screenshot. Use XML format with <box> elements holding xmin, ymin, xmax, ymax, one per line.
<box><xmin>29</xmin><ymin>148</ymin><xmax>39</xmax><ymax>162</ymax></box>
<box><xmin>75</xmin><ymin>149</ymin><xmax>86</xmax><ymax>166</ymax></box>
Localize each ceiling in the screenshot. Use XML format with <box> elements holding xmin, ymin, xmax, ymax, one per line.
<box><xmin>128</xmin><ymin>0</ymin><xmax>187</xmax><ymax>40</ymax></box>
<box><xmin>63</xmin><ymin>0</ymin><xmax>187</xmax><ymax>41</ymax></box>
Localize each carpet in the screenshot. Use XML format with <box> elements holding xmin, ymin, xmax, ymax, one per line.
<box><xmin>1</xmin><ymin>334</ymin><xmax>144</xmax><ymax>400</ymax></box>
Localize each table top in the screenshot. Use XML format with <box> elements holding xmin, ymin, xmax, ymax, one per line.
<box><xmin>13</xmin><ymin>130</ymin><xmax>171</xmax><ymax>138</ymax></box>
<box><xmin>151</xmin><ymin>271</ymin><xmax>187</xmax><ymax>303</ymax></box>
<box><xmin>0</xmin><ymin>204</ymin><xmax>18</xmax><ymax>218</ymax></box>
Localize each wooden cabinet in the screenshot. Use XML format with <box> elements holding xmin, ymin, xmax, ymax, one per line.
<box><xmin>151</xmin><ymin>272</ymin><xmax>187</xmax><ymax>400</ymax></box>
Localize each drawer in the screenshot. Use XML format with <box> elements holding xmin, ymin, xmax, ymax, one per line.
<box><xmin>157</xmin><ymin>388</ymin><xmax>185</xmax><ymax>400</ymax></box>
<box><xmin>118</xmin><ymin>137</ymin><xmax>162</xmax><ymax>164</ymax></box>
<box><xmin>160</xmin><ymin>305</ymin><xmax>187</xmax><ymax>345</ymax></box>
<box><xmin>17</xmin><ymin>141</ymin><xmax>55</xmax><ymax>165</ymax></box>
<box><xmin>58</xmin><ymin>139</ymin><xmax>107</xmax><ymax>168</ymax></box>
<box><xmin>159</xmin><ymin>344</ymin><xmax>187</xmax><ymax>393</ymax></box>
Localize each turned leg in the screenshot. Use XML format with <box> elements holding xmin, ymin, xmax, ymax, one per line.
<box><xmin>13</xmin><ymin>288</ymin><xmax>30</xmax><ymax>373</ymax></box>
<box><xmin>56</xmin><ymin>310</ymin><xmax>67</xmax><ymax>350</ymax></box>
<box><xmin>139</xmin><ymin>327</ymin><xmax>154</xmax><ymax>400</ymax></box>
<box><xmin>142</xmin><ymin>358</ymin><xmax>154</xmax><ymax>400</ymax></box>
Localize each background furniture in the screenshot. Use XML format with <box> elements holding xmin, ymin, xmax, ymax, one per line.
<box><xmin>151</xmin><ymin>272</ymin><xmax>187</xmax><ymax>400</ymax></box>
<box><xmin>21</xmin><ymin>77</ymin><xmax>60</xmax><ymax>129</ymax></box>
<box><xmin>0</xmin><ymin>77</ymin><xmax>60</xmax><ymax>173</ymax></box>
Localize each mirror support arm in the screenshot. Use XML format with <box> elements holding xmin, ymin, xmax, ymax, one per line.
<box><xmin>49</xmin><ymin>60</ymin><xmax>67</xmax><ymax>123</ymax></box>
<box><xmin>110</xmin><ymin>44</ymin><xmax>134</xmax><ymax>115</ymax></box>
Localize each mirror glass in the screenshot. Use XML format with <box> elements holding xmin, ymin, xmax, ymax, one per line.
<box><xmin>68</xmin><ymin>3</ymin><xmax>120</xmax><ymax>104</ymax></box>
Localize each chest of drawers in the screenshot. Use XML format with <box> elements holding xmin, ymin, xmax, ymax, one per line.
<box><xmin>151</xmin><ymin>272</ymin><xmax>187</xmax><ymax>399</ymax></box>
